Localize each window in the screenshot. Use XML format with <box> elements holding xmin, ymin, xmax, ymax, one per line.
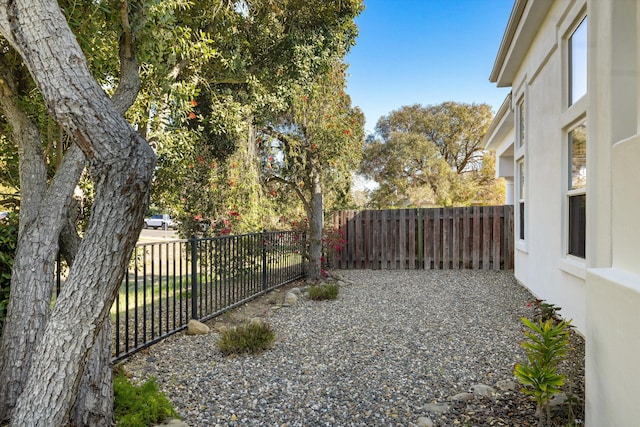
<box><xmin>517</xmin><ymin>159</ymin><xmax>525</xmax><ymax>240</ymax></box>
<box><xmin>515</xmin><ymin>95</ymin><xmax>526</xmax><ymax>242</ymax></box>
<box><xmin>569</xmin><ymin>17</ymin><xmax>587</xmax><ymax>106</ymax></box>
<box><xmin>567</xmin><ymin>123</ymin><xmax>586</xmax><ymax>258</ymax></box>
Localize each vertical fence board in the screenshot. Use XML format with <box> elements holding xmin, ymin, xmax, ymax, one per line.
<box><xmin>472</xmin><ymin>207</ymin><xmax>481</xmax><ymax>269</ymax></box>
<box><xmin>408</xmin><ymin>209</ymin><xmax>416</xmax><ymax>269</ymax></box>
<box><xmin>389</xmin><ymin>210</ymin><xmax>397</xmax><ymax>270</ymax></box>
<box><xmin>493</xmin><ymin>206</ymin><xmax>502</xmax><ymax>270</ymax></box>
<box><xmin>482</xmin><ymin>207</ymin><xmax>491</xmax><ymax>270</ymax></box>
<box><xmin>363</xmin><ymin>210</ymin><xmax>370</xmax><ymax>269</ymax></box>
<box><xmin>462</xmin><ymin>208</ymin><xmax>471</xmax><ymax>269</ymax></box>
<box><xmin>398</xmin><ymin>210</ymin><xmax>406</xmax><ymax>269</ymax></box>
<box><xmin>423</xmin><ymin>209</ymin><xmax>432</xmax><ymax>269</ymax></box>
<box><xmin>372</xmin><ymin>210</ymin><xmax>380</xmax><ymax>270</ymax></box>
<box><xmin>442</xmin><ymin>208</ymin><xmax>450</xmax><ymax>270</ymax></box>
<box><xmin>347</xmin><ymin>210</ymin><xmax>356</xmax><ymax>269</ymax></box>
<box><xmin>434</xmin><ymin>209</ymin><xmax>442</xmax><ymax>269</ymax></box>
<box><xmin>380</xmin><ymin>210</ymin><xmax>387</xmax><ymax>269</ymax></box>
<box><xmin>505</xmin><ymin>205</ymin><xmax>514</xmax><ymax>269</ymax></box>
<box><xmin>452</xmin><ymin>208</ymin><xmax>460</xmax><ymax>269</ymax></box>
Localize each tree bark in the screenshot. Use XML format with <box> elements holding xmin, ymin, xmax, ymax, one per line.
<box><xmin>70</xmin><ymin>320</ymin><xmax>114</xmax><ymax>427</ymax></box>
<box><xmin>0</xmin><ymin>74</ymin><xmax>85</xmax><ymax>421</ymax></box>
<box><xmin>0</xmin><ymin>1</ymin><xmax>156</xmax><ymax>425</ymax></box>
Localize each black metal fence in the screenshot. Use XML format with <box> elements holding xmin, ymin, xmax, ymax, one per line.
<box><xmin>55</xmin><ymin>230</ymin><xmax>306</xmax><ymax>362</ymax></box>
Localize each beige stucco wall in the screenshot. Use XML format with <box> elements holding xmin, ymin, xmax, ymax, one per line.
<box><xmin>489</xmin><ymin>0</ymin><xmax>640</xmax><ymax>424</ymax></box>
<box><xmin>584</xmin><ymin>1</ymin><xmax>640</xmax><ymax>424</ymax></box>
<box><xmin>586</xmin><ymin>269</ymin><xmax>640</xmax><ymax>425</ymax></box>
<box><xmin>507</xmin><ymin>0</ymin><xmax>587</xmax><ymax>332</ymax></box>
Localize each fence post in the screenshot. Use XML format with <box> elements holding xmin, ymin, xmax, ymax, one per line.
<box><xmin>190</xmin><ymin>236</ymin><xmax>199</xmax><ymax>320</ymax></box>
<box><xmin>261</xmin><ymin>230</ymin><xmax>268</xmax><ymax>291</ymax></box>
<box><xmin>416</xmin><ymin>209</ymin><xmax>424</xmax><ymax>269</ymax></box>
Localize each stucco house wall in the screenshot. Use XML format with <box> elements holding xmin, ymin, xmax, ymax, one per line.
<box><xmin>485</xmin><ymin>0</ymin><xmax>640</xmax><ymax>425</ymax></box>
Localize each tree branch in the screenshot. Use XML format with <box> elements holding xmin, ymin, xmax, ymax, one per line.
<box><xmin>265</xmin><ymin>175</ymin><xmax>310</xmax><ymax>214</ymax></box>
<box><xmin>111</xmin><ymin>0</ymin><xmax>141</xmax><ymax>114</ymax></box>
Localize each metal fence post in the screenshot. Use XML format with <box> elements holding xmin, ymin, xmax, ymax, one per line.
<box><xmin>262</xmin><ymin>230</ymin><xmax>268</xmax><ymax>291</ymax></box>
<box><xmin>190</xmin><ymin>236</ymin><xmax>198</xmax><ymax>320</ymax></box>
<box><xmin>417</xmin><ymin>209</ymin><xmax>424</xmax><ymax>269</ymax></box>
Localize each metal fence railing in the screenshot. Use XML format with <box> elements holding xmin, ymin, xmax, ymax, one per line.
<box><xmin>57</xmin><ymin>230</ymin><xmax>306</xmax><ymax>362</ymax></box>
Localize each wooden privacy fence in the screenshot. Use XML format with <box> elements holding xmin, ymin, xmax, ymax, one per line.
<box><xmin>330</xmin><ymin>205</ymin><xmax>514</xmax><ymax>270</ymax></box>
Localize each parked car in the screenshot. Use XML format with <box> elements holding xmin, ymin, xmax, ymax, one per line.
<box><xmin>143</xmin><ymin>214</ymin><xmax>177</xmax><ymax>230</ymax></box>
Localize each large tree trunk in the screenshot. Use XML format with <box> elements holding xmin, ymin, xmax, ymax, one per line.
<box><xmin>0</xmin><ymin>1</ymin><xmax>156</xmax><ymax>425</ymax></box>
<box><xmin>307</xmin><ymin>161</ymin><xmax>324</xmax><ymax>280</ymax></box>
<box><xmin>0</xmin><ymin>80</ymin><xmax>85</xmax><ymax>420</ymax></box>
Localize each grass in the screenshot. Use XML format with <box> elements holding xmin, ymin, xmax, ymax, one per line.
<box><xmin>113</xmin><ymin>368</ymin><xmax>179</xmax><ymax>427</ymax></box>
<box><xmin>111</xmin><ymin>276</ymin><xmax>192</xmax><ymax>317</ymax></box>
<box><xmin>306</xmin><ymin>282</ymin><xmax>339</xmax><ymax>300</ymax></box>
<box><xmin>218</xmin><ymin>322</ymin><xmax>276</xmax><ymax>355</ymax></box>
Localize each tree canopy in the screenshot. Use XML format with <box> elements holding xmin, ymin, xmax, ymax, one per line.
<box><xmin>146</xmin><ymin>0</ymin><xmax>364</xmax><ymax>235</ymax></box>
<box><xmin>360</xmin><ymin>102</ymin><xmax>504</xmax><ymax>207</ymax></box>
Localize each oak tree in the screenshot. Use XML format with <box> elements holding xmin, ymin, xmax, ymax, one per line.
<box><xmin>361</xmin><ymin>102</ymin><xmax>503</xmax><ymax>207</ymax></box>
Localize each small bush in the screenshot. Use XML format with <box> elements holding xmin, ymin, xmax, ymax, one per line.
<box><xmin>114</xmin><ymin>369</ymin><xmax>179</xmax><ymax>427</ymax></box>
<box><xmin>307</xmin><ymin>283</ymin><xmax>339</xmax><ymax>301</ymax></box>
<box><xmin>218</xmin><ymin>322</ymin><xmax>275</xmax><ymax>355</ymax></box>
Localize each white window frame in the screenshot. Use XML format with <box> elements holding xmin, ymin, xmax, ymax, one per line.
<box><xmin>566</xmin><ymin>121</ymin><xmax>586</xmax><ymax>259</ymax></box>
<box><xmin>514</xmin><ymin>93</ymin><xmax>527</xmax><ymax>250</ymax></box>
<box><xmin>568</xmin><ymin>16</ymin><xmax>588</xmax><ymax>107</ymax></box>
<box><xmin>559</xmin><ymin>6</ymin><xmax>588</xmax><ymax>277</ymax></box>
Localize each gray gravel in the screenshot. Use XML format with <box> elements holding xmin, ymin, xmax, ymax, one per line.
<box><xmin>124</xmin><ymin>269</ymin><xmax>583</xmax><ymax>426</ymax></box>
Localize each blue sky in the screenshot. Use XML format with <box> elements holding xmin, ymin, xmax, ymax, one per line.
<box><xmin>346</xmin><ymin>0</ymin><xmax>514</xmax><ymax>134</ymax></box>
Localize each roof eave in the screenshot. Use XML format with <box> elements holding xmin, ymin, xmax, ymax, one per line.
<box><xmin>489</xmin><ymin>0</ymin><xmax>554</xmax><ymax>87</ymax></box>
<box><xmin>484</xmin><ymin>93</ymin><xmax>514</xmax><ymax>150</ymax></box>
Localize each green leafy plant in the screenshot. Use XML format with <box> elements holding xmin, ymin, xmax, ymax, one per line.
<box><xmin>113</xmin><ymin>369</ymin><xmax>179</xmax><ymax>427</ymax></box>
<box><xmin>306</xmin><ymin>283</ymin><xmax>339</xmax><ymax>301</ymax></box>
<box><xmin>514</xmin><ymin>317</ymin><xmax>571</xmax><ymax>426</ymax></box>
<box><xmin>528</xmin><ymin>298</ymin><xmax>563</xmax><ymax>323</ymax></box>
<box><xmin>0</xmin><ymin>211</ymin><xmax>18</xmax><ymax>337</ymax></box>
<box><xmin>218</xmin><ymin>322</ymin><xmax>276</xmax><ymax>355</ymax></box>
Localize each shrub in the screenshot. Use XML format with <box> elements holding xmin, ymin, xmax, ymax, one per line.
<box><xmin>114</xmin><ymin>369</ymin><xmax>179</xmax><ymax>427</ymax></box>
<box><xmin>306</xmin><ymin>283</ymin><xmax>339</xmax><ymax>301</ymax></box>
<box><xmin>218</xmin><ymin>322</ymin><xmax>275</xmax><ymax>355</ymax></box>
<box><xmin>528</xmin><ymin>298</ymin><xmax>562</xmax><ymax>323</ymax></box>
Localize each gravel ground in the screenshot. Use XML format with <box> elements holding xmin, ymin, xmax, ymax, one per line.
<box><xmin>123</xmin><ymin>269</ymin><xmax>584</xmax><ymax>427</ymax></box>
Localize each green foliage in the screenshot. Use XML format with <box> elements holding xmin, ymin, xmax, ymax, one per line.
<box><xmin>514</xmin><ymin>317</ymin><xmax>571</xmax><ymax>425</ymax></box>
<box><xmin>361</xmin><ymin>102</ymin><xmax>504</xmax><ymax>208</ymax></box>
<box><xmin>306</xmin><ymin>283</ymin><xmax>339</xmax><ymax>301</ymax></box>
<box><xmin>113</xmin><ymin>369</ymin><xmax>179</xmax><ymax>427</ymax></box>
<box><xmin>218</xmin><ymin>322</ymin><xmax>276</xmax><ymax>355</ymax></box>
<box><xmin>529</xmin><ymin>298</ymin><xmax>563</xmax><ymax>323</ymax></box>
<box><xmin>0</xmin><ymin>210</ymin><xmax>18</xmax><ymax>337</ymax></box>
<box><xmin>260</xmin><ymin>63</ymin><xmax>365</xmax><ymax>207</ymax></box>
<box><xmin>146</xmin><ymin>0</ymin><xmax>364</xmax><ymax>230</ymax></box>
